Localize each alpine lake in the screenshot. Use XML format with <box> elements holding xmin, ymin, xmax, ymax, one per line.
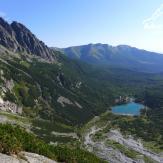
<box><xmin>112</xmin><ymin>102</ymin><xmax>145</xmax><ymax>116</ymax></box>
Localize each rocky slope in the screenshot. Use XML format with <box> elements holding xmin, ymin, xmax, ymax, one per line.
<box><xmin>0</xmin><ymin>152</ymin><xmax>57</xmax><ymax>163</ymax></box>
<box><xmin>0</xmin><ymin>17</ymin><xmax>55</xmax><ymax>61</ymax></box>
<box><xmin>83</xmin><ymin>115</ymin><xmax>163</xmax><ymax>163</ymax></box>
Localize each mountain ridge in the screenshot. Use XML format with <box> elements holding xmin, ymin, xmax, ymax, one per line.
<box><xmin>60</xmin><ymin>43</ymin><xmax>163</xmax><ymax>73</ymax></box>
<box><xmin>0</xmin><ymin>17</ymin><xmax>55</xmax><ymax>61</ymax></box>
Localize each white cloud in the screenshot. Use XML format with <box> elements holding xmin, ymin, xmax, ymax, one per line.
<box><xmin>143</xmin><ymin>4</ymin><xmax>163</xmax><ymax>30</ymax></box>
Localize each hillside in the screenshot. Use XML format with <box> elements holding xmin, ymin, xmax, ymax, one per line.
<box><xmin>60</xmin><ymin>43</ymin><xmax>163</xmax><ymax>73</ymax></box>
<box><xmin>0</xmin><ymin>123</ymin><xmax>105</xmax><ymax>163</ymax></box>
<box><xmin>2</xmin><ymin>43</ymin><xmax>163</xmax><ymax>126</ymax></box>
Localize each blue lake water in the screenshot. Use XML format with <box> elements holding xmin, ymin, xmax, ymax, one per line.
<box><xmin>112</xmin><ymin>102</ymin><xmax>144</xmax><ymax>115</ymax></box>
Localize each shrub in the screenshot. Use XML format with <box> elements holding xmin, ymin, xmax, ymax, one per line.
<box><xmin>0</xmin><ymin>124</ymin><xmax>106</xmax><ymax>163</ymax></box>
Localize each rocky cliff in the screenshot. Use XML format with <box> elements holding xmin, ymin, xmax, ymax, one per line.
<box><xmin>0</xmin><ymin>17</ymin><xmax>55</xmax><ymax>61</ymax></box>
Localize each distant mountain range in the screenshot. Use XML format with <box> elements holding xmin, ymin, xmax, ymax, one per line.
<box><xmin>59</xmin><ymin>44</ymin><xmax>163</xmax><ymax>73</ymax></box>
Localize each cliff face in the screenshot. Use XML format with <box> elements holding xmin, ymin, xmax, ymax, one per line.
<box><xmin>0</xmin><ymin>17</ymin><xmax>55</xmax><ymax>61</ymax></box>
<box><xmin>0</xmin><ymin>18</ymin><xmax>20</xmax><ymax>51</ymax></box>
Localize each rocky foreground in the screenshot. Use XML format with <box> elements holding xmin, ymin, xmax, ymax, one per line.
<box><xmin>0</xmin><ymin>152</ymin><xmax>57</xmax><ymax>163</ymax></box>
<box><xmin>84</xmin><ymin>126</ymin><xmax>163</xmax><ymax>163</ymax></box>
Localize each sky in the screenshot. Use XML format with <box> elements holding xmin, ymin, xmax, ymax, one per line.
<box><xmin>0</xmin><ymin>0</ymin><xmax>163</xmax><ymax>52</ymax></box>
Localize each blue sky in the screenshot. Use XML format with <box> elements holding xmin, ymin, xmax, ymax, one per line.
<box><xmin>1</xmin><ymin>0</ymin><xmax>163</xmax><ymax>52</ymax></box>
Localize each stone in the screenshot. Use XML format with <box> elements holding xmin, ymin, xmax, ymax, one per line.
<box><xmin>0</xmin><ymin>17</ymin><xmax>55</xmax><ymax>61</ymax></box>
<box><xmin>0</xmin><ymin>152</ymin><xmax>57</xmax><ymax>163</ymax></box>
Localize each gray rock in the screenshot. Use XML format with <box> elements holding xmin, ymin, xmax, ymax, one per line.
<box><xmin>0</xmin><ymin>153</ymin><xmax>26</xmax><ymax>163</ymax></box>
<box><xmin>20</xmin><ymin>152</ymin><xmax>57</xmax><ymax>163</ymax></box>
<box><xmin>0</xmin><ymin>17</ymin><xmax>55</xmax><ymax>61</ymax></box>
<box><xmin>0</xmin><ymin>152</ymin><xmax>57</xmax><ymax>163</ymax></box>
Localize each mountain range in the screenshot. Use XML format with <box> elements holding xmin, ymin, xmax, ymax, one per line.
<box><xmin>60</xmin><ymin>44</ymin><xmax>163</xmax><ymax>73</ymax></box>
<box><xmin>0</xmin><ymin>16</ymin><xmax>163</xmax><ymax>124</ymax></box>
<box><xmin>1</xmin><ymin>17</ymin><xmax>163</xmax><ymax>162</ymax></box>
<box><xmin>2</xmin><ymin>16</ymin><xmax>163</xmax><ymax>73</ymax></box>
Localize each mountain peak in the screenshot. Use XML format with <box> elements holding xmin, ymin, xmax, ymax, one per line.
<box><xmin>0</xmin><ymin>17</ymin><xmax>9</xmax><ymax>27</ymax></box>
<box><xmin>11</xmin><ymin>21</ymin><xmax>30</xmax><ymax>32</ymax></box>
<box><xmin>0</xmin><ymin>17</ymin><xmax>55</xmax><ymax>61</ymax></box>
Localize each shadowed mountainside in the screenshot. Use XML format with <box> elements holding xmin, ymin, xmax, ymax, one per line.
<box><xmin>60</xmin><ymin>43</ymin><xmax>163</xmax><ymax>73</ymax></box>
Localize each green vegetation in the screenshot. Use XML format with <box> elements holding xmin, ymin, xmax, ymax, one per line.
<box><xmin>2</xmin><ymin>49</ymin><xmax>163</xmax><ymax>127</ymax></box>
<box><xmin>0</xmin><ymin>111</ymin><xmax>31</xmax><ymax>124</ymax></box>
<box><xmin>1</xmin><ymin>47</ymin><xmax>163</xmax><ymax>161</ymax></box>
<box><xmin>105</xmin><ymin>140</ymin><xmax>156</xmax><ymax>163</ymax></box>
<box><xmin>32</xmin><ymin>119</ymin><xmax>78</xmax><ymax>144</ymax></box>
<box><xmin>92</xmin><ymin>131</ymin><xmax>107</xmax><ymax>141</ymax></box>
<box><xmin>0</xmin><ymin>110</ymin><xmax>78</xmax><ymax>144</ymax></box>
<box><xmin>0</xmin><ymin>123</ymin><xmax>106</xmax><ymax>163</ymax></box>
<box><xmin>62</xmin><ymin>44</ymin><xmax>163</xmax><ymax>73</ymax></box>
<box><xmin>143</xmin><ymin>141</ymin><xmax>163</xmax><ymax>154</ymax></box>
<box><xmin>105</xmin><ymin>139</ymin><xmax>140</xmax><ymax>159</ymax></box>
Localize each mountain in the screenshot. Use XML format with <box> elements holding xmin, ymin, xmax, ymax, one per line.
<box><xmin>0</xmin><ymin>17</ymin><xmax>55</xmax><ymax>61</ymax></box>
<box><xmin>0</xmin><ymin>17</ymin><xmax>119</xmax><ymax>126</ymax></box>
<box><xmin>60</xmin><ymin>43</ymin><xmax>163</xmax><ymax>73</ymax></box>
<box><xmin>0</xmin><ymin>16</ymin><xmax>163</xmax><ymax>130</ymax></box>
<box><xmin>0</xmin><ymin>17</ymin><xmax>112</xmax><ymax>161</ymax></box>
<box><xmin>1</xmin><ymin>17</ymin><xmax>163</xmax><ymax>162</ymax></box>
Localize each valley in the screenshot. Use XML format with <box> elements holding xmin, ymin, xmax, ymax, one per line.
<box><xmin>0</xmin><ymin>16</ymin><xmax>163</xmax><ymax>163</ymax></box>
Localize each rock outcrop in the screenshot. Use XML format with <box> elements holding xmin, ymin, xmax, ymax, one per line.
<box><xmin>0</xmin><ymin>97</ymin><xmax>22</xmax><ymax>114</ymax></box>
<box><xmin>0</xmin><ymin>17</ymin><xmax>55</xmax><ymax>61</ymax></box>
<box><xmin>84</xmin><ymin>125</ymin><xmax>163</xmax><ymax>163</ymax></box>
<box><xmin>0</xmin><ymin>18</ymin><xmax>20</xmax><ymax>51</ymax></box>
<box><xmin>0</xmin><ymin>152</ymin><xmax>57</xmax><ymax>163</ymax></box>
